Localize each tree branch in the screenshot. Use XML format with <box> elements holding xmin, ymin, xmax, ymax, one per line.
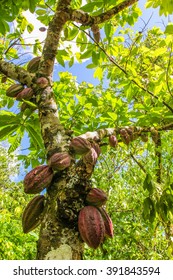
<box><xmin>0</xmin><ymin>60</ymin><xmax>33</xmax><ymax>86</ymax></box>
<box><xmin>70</xmin><ymin>0</ymin><xmax>139</xmax><ymax>25</ymax></box>
<box><xmin>130</xmin><ymin>153</ymin><xmax>146</xmax><ymax>173</ymax></box>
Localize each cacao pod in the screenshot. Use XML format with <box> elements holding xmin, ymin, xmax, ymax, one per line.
<box><xmin>78</xmin><ymin>205</ymin><xmax>105</xmax><ymax>249</ymax></box>
<box><xmin>48</xmin><ymin>152</ymin><xmax>71</xmax><ymax>171</ymax></box>
<box><xmin>36</xmin><ymin>77</ymin><xmax>48</xmax><ymax>88</ymax></box>
<box><xmin>24</xmin><ymin>165</ymin><xmax>53</xmax><ymax>194</ymax></box>
<box><xmin>27</xmin><ymin>56</ymin><xmax>41</xmax><ymax>73</ymax></box>
<box><xmin>140</xmin><ymin>133</ymin><xmax>148</xmax><ymax>142</ymax></box>
<box><xmin>91</xmin><ymin>142</ymin><xmax>101</xmax><ymax>156</ymax></box>
<box><xmin>119</xmin><ymin>128</ymin><xmax>127</xmax><ymax>136</ymax></box>
<box><xmin>70</xmin><ymin>136</ymin><xmax>91</xmax><ymax>155</ymax></box>
<box><xmin>83</xmin><ymin>147</ymin><xmax>98</xmax><ymax>166</ymax></box>
<box><xmin>98</xmin><ymin>207</ymin><xmax>114</xmax><ymax>238</ymax></box>
<box><xmin>16</xmin><ymin>88</ymin><xmax>34</xmax><ymax>101</ymax></box>
<box><xmin>22</xmin><ymin>195</ymin><xmax>45</xmax><ymax>233</ymax></box>
<box><xmin>86</xmin><ymin>188</ymin><xmax>107</xmax><ymax>207</ymax></box>
<box><xmin>39</xmin><ymin>27</ymin><xmax>46</xmax><ymax>32</ymax></box>
<box><xmin>6</xmin><ymin>84</ymin><xmax>24</xmax><ymax>97</ymax></box>
<box><xmin>109</xmin><ymin>135</ymin><xmax>118</xmax><ymax>148</ymax></box>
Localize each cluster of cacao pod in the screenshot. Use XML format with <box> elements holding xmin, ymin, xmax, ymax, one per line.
<box><xmin>22</xmin><ymin>147</ymin><xmax>76</xmax><ymax>233</ymax></box>
<box><xmin>22</xmin><ymin>136</ymin><xmax>106</xmax><ymax>236</ymax></box>
<box><xmin>22</xmin><ymin>165</ymin><xmax>54</xmax><ymax>233</ymax></box>
<box><xmin>78</xmin><ymin>187</ymin><xmax>113</xmax><ymax>249</ymax></box>
<box><xmin>6</xmin><ymin>83</ymin><xmax>34</xmax><ymax>101</ymax></box>
<box><xmin>5</xmin><ymin>57</ymin><xmax>49</xmax><ymax>112</ymax></box>
<box><xmin>69</xmin><ymin>136</ymin><xmax>101</xmax><ymax>174</ymax></box>
<box><xmin>108</xmin><ymin>126</ymin><xmax>149</xmax><ymax>148</ymax></box>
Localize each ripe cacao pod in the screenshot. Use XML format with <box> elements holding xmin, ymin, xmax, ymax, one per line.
<box><xmin>78</xmin><ymin>205</ymin><xmax>105</xmax><ymax>249</ymax></box>
<box><xmin>91</xmin><ymin>142</ymin><xmax>101</xmax><ymax>156</ymax></box>
<box><xmin>24</xmin><ymin>165</ymin><xmax>53</xmax><ymax>194</ymax></box>
<box><xmin>22</xmin><ymin>195</ymin><xmax>45</xmax><ymax>233</ymax></box>
<box><xmin>98</xmin><ymin>207</ymin><xmax>114</xmax><ymax>238</ymax></box>
<box><xmin>36</xmin><ymin>77</ymin><xmax>48</xmax><ymax>88</ymax></box>
<box><xmin>16</xmin><ymin>88</ymin><xmax>34</xmax><ymax>101</ymax></box>
<box><xmin>86</xmin><ymin>188</ymin><xmax>107</xmax><ymax>207</ymax></box>
<box><xmin>48</xmin><ymin>152</ymin><xmax>71</xmax><ymax>171</ymax></box>
<box><xmin>27</xmin><ymin>56</ymin><xmax>41</xmax><ymax>73</ymax></box>
<box><xmin>83</xmin><ymin>147</ymin><xmax>98</xmax><ymax>166</ymax></box>
<box><xmin>6</xmin><ymin>84</ymin><xmax>24</xmax><ymax>97</ymax></box>
<box><xmin>126</xmin><ymin>127</ymin><xmax>134</xmax><ymax>141</ymax></box>
<box><xmin>70</xmin><ymin>136</ymin><xmax>91</xmax><ymax>155</ymax></box>
<box><xmin>109</xmin><ymin>135</ymin><xmax>118</xmax><ymax>148</ymax></box>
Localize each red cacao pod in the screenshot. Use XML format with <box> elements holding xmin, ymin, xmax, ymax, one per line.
<box><xmin>86</xmin><ymin>188</ymin><xmax>107</xmax><ymax>207</ymax></box>
<box><xmin>70</xmin><ymin>136</ymin><xmax>91</xmax><ymax>155</ymax></box>
<box><xmin>22</xmin><ymin>195</ymin><xmax>45</xmax><ymax>233</ymax></box>
<box><xmin>36</xmin><ymin>77</ymin><xmax>48</xmax><ymax>88</ymax></box>
<box><xmin>24</xmin><ymin>165</ymin><xmax>53</xmax><ymax>194</ymax></box>
<box><xmin>78</xmin><ymin>205</ymin><xmax>105</xmax><ymax>249</ymax></box>
<box><xmin>6</xmin><ymin>84</ymin><xmax>24</xmax><ymax>97</ymax></box>
<box><xmin>109</xmin><ymin>135</ymin><xmax>118</xmax><ymax>148</ymax></box>
<box><xmin>91</xmin><ymin>142</ymin><xmax>101</xmax><ymax>156</ymax></box>
<box><xmin>27</xmin><ymin>56</ymin><xmax>41</xmax><ymax>73</ymax></box>
<box><xmin>48</xmin><ymin>152</ymin><xmax>71</xmax><ymax>171</ymax></box>
<box><xmin>39</xmin><ymin>27</ymin><xmax>46</xmax><ymax>32</ymax></box>
<box><xmin>83</xmin><ymin>147</ymin><xmax>98</xmax><ymax>166</ymax></box>
<box><xmin>16</xmin><ymin>88</ymin><xmax>34</xmax><ymax>101</ymax></box>
<box><xmin>98</xmin><ymin>207</ymin><xmax>114</xmax><ymax>238</ymax></box>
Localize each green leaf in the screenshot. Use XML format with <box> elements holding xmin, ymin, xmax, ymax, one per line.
<box><xmin>25</xmin><ymin>123</ymin><xmax>44</xmax><ymax>149</ymax></box>
<box><xmin>0</xmin><ymin>125</ymin><xmax>19</xmax><ymax>140</ymax></box>
<box><xmin>8</xmin><ymin>127</ymin><xmax>24</xmax><ymax>153</ymax></box>
<box><xmin>93</xmin><ymin>67</ymin><xmax>103</xmax><ymax>80</ymax></box>
<box><xmin>0</xmin><ymin>111</ymin><xmax>18</xmax><ymax>126</ymax></box>
<box><xmin>165</xmin><ymin>23</ymin><xmax>173</xmax><ymax>34</ymax></box>
<box><xmin>27</xmin><ymin>23</ymin><xmax>34</xmax><ymax>33</ymax></box>
<box><xmin>143</xmin><ymin>174</ymin><xmax>154</xmax><ymax>194</ymax></box>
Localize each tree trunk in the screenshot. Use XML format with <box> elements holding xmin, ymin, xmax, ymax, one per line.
<box><xmin>36</xmin><ymin>162</ymin><xmax>91</xmax><ymax>260</ymax></box>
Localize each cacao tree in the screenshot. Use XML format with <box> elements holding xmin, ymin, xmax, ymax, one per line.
<box><xmin>1</xmin><ymin>0</ymin><xmax>173</xmax><ymax>260</ymax></box>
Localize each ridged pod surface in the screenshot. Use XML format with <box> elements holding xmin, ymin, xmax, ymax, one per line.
<box><xmin>83</xmin><ymin>147</ymin><xmax>98</xmax><ymax>166</ymax></box>
<box><xmin>78</xmin><ymin>206</ymin><xmax>105</xmax><ymax>249</ymax></box>
<box><xmin>48</xmin><ymin>152</ymin><xmax>71</xmax><ymax>171</ymax></box>
<box><xmin>91</xmin><ymin>142</ymin><xmax>101</xmax><ymax>157</ymax></box>
<box><xmin>36</xmin><ymin>77</ymin><xmax>48</xmax><ymax>88</ymax></box>
<box><xmin>70</xmin><ymin>137</ymin><xmax>91</xmax><ymax>155</ymax></box>
<box><xmin>98</xmin><ymin>207</ymin><xmax>114</xmax><ymax>238</ymax></box>
<box><xmin>27</xmin><ymin>56</ymin><xmax>41</xmax><ymax>73</ymax></box>
<box><xmin>24</xmin><ymin>165</ymin><xmax>53</xmax><ymax>194</ymax></box>
<box><xmin>22</xmin><ymin>195</ymin><xmax>45</xmax><ymax>233</ymax></box>
<box><xmin>6</xmin><ymin>84</ymin><xmax>24</xmax><ymax>97</ymax></box>
<box><xmin>109</xmin><ymin>135</ymin><xmax>118</xmax><ymax>148</ymax></box>
<box><xmin>86</xmin><ymin>188</ymin><xmax>107</xmax><ymax>207</ymax></box>
<box><xmin>16</xmin><ymin>88</ymin><xmax>34</xmax><ymax>101</ymax></box>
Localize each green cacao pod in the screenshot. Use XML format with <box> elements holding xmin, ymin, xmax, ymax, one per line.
<box><xmin>27</xmin><ymin>56</ymin><xmax>41</xmax><ymax>73</ymax></box>
<box><xmin>78</xmin><ymin>205</ymin><xmax>105</xmax><ymax>249</ymax></box>
<box><xmin>24</xmin><ymin>165</ymin><xmax>53</xmax><ymax>194</ymax></box>
<box><xmin>6</xmin><ymin>84</ymin><xmax>24</xmax><ymax>97</ymax></box>
<box><xmin>22</xmin><ymin>195</ymin><xmax>45</xmax><ymax>233</ymax></box>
